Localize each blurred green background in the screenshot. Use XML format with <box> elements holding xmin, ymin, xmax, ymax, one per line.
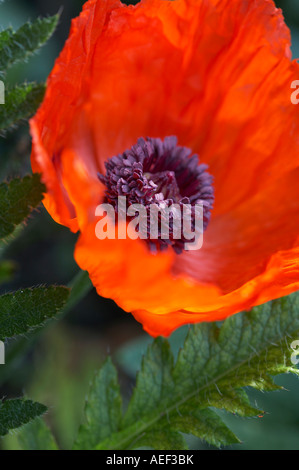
<box><xmin>0</xmin><ymin>0</ymin><xmax>299</xmax><ymax>450</ymax></box>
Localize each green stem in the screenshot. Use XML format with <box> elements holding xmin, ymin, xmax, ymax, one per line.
<box><xmin>62</xmin><ymin>270</ymin><xmax>93</xmax><ymax>317</ymax></box>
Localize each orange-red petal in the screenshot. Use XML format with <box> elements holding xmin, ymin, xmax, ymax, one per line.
<box><xmin>31</xmin><ymin>0</ymin><xmax>299</xmax><ymax>336</ymax></box>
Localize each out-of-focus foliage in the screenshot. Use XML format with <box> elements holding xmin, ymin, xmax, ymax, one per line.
<box><xmin>18</xmin><ymin>417</ymin><xmax>59</xmax><ymax>450</ymax></box>
<box><xmin>276</xmin><ymin>0</ymin><xmax>299</xmax><ymax>58</ymax></box>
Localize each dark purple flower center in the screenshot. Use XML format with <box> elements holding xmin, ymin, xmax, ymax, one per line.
<box><xmin>98</xmin><ymin>136</ymin><xmax>214</xmax><ymax>254</ymax></box>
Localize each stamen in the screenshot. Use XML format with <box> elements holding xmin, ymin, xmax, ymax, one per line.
<box><xmin>99</xmin><ymin>136</ymin><xmax>214</xmax><ymax>253</ymax></box>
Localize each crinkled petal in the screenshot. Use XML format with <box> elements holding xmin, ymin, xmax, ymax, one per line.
<box><xmin>31</xmin><ymin>0</ymin><xmax>299</xmax><ymax>336</ymax></box>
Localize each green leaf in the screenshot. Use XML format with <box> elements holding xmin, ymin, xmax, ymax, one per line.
<box><xmin>169</xmin><ymin>408</ymin><xmax>240</xmax><ymax>447</ymax></box>
<box><xmin>86</xmin><ymin>291</ymin><xmax>299</xmax><ymax>450</ymax></box>
<box><xmin>132</xmin><ymin>428</ymin><xmax>188</xmax><ymax>450</ymax></box>
<box><xmin>123</xmin><ymin>338</ymin><xmax>174</xmax><ymax>427</ymax></box>
<box><xmin>17</xmin><ymin>417</ymin><xmax>58</xmax><ymax>450</ymax></box>
<box><xmin>0</xmin><ymin>286</ymin><xmax>70</xmax><ymax>341</ymax></box>
<box><xmin>74</xmin><ymin>358</ymin><xmax>122</xmax><ymax>450</ymax></box>
<box><xmin>0</xmin><ymin>270</ymin><xmax>91</xmax><ymax>387</ymax></box>
<box><xmin>0</xmin><ymin>174</ymin><xmax>45</xmax><ymax>240</ymax></box>
<box><xmin>0</xmin><ymin>15</ymin><xmax>59</xmax><ymax>75</ymax></box>
<box><xmin>0</xmin><ymin>399</ymin><xmax>47</xmax><ymax>437</ymax></box>
<box><xmin>0</xmin><ymin>83</ymin><xmax>46</xmax><ymax>131</ymax></box>
<box><xmin>199</xmin><ymin>388</ymin><xmax>262</xmax><ymax>418</ymax></box>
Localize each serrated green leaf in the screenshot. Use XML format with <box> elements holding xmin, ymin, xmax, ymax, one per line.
<box><xmin>17</xmin><ymin>417</ymin><xmax>58</xmax><ymax>450</ymax></box>
<box><xmin>123</xmin><ymin>338</ymin><xmax>174</xmax><ymax>427</ymax></box>
<box><xmin>0</xmin><ymin>83</ymin><xmax>45</xmax><ymax>131</ymax></box>
<box><xmin>199</xmin><ymin>388</ymin><xmax>263</xmax><ymax>417</ymax></box>
<box><xmin>0</xmin><ymin>399</ymin><xmax>47</xmax><ymax>437</ymax></box>
<box><xmin>74</xmin><ymin>358</ymin><xmax>122</xmax><ymax>450</ymax></box>
<box><xmin>0</xmin><ymin>286</ymin><xmax>70</xmax><ymax>341</ymax></box>
<box><xmin>0</xmin><ymin>15</ymin><xmax>59</xmax><ymax>75</ymax></box>
<box><xmin>0</xmin><ymin>174</ymin><xmax>45</xmax><ymax>240</ymax></box>
<box><xmin>169</xmin><ymin>408</ymin><xmax>240</xmax><ymax>448</ymax></box>
<box><xmin>88</xmin><ymin>291</ymin><xmax>299</xmax><ymax>450</ymax></box>
<box><xmin>133</xmin><ymin>428</ymin><xmax>188</xmax><ymax>450</ymax></box>
<box><xmin>0</xmin><ymin>270</ymin><xmax>92</xmax><ymax>388</ymax></box>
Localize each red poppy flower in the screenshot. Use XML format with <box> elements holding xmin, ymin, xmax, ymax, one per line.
<box><xmin>30</xmin><ymin>0</ymin><xmax>299</xmax><ymax>337</ymax></box>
